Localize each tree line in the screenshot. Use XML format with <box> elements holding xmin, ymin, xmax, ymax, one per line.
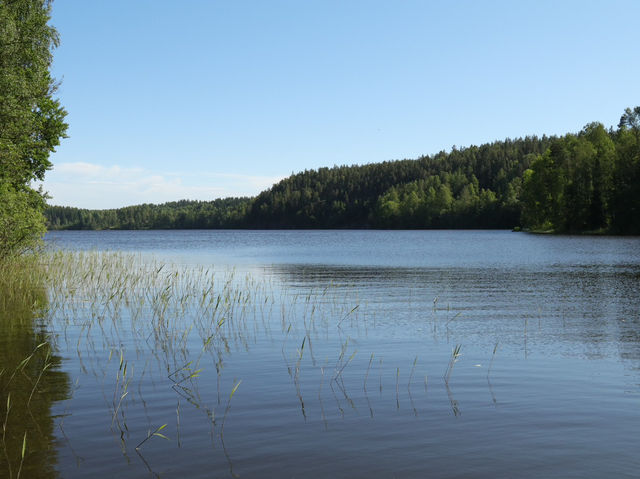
<box><xmin>521</xmin><ymin>108</ymin><xmax>640</xmax><ymax>234</ymax></box>
<box><xmin>45</xmin><ymin>109</ymin><xmax>640</xmax><ymax>234</ymax></box>
<box><xmin>47</xmin><ymin>136</ymin><xmax>550</xmax><ymax>230</ymax></box>
<box><xmin>245</xmin><ymin>136</ymin><xmax>551</xmax><ymax>229</ymax></box>
<box><xmin>2</xmin><ymin>2</ymin><xmax>639</xmax><ymax>261</ymax></box>
<box><xmin>46</xmin><ymin>198</ymin><xmax>251</xmax><ymax>230</ymax></box>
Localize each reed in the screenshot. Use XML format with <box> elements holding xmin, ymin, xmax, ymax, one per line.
<box><xmin>221</xmin><ymin>380</ymin><xmax>242</xmax><ymax>437</ymax></box>
<box><xmin>3</xmin><ymin>248</ymin><xmax>496</xmax><ymax>475</ymax></box>
<box><xmin>444</xmin><ymin>344</ymin><xmax>462</xmax><ymax>385</ymax></box>
<box><xmin>363</xmin><ymin>353</ymin><xmax>374</xmax><ymax>392</ymax></box>
<box><xmin>135</xmin><ymin>424</ymin><xmax>168</xmax><ymax>450</ymax></box>
<box><xmin>487</xmin><ymin>342</ymin><xmax>498</xmax><ymax>378</ymax></box>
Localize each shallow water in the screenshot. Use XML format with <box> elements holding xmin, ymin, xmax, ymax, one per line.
<box><xmin>3</xmin><ymin>230</ymin><xmax>639</xmax><ymax>478</ymax></box>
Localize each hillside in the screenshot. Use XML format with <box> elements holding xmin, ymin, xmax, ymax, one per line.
<box><xmin>247</xmin><ymin>136</ymin><xmax>551</xmax><ymax>228</ymax></box>
<box><xmin>45</xmin><ymin>106</ymin><xmax>640</xmax><ymax>233</ymax></box>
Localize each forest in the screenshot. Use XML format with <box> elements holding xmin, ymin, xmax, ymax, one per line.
<box><xmin>45</xmin><ymin>107</ymin><xmax>640</xmax><ymax>234</ymax></box>
<box><xmin>46</xmin><ymin>197</ymin><xmax>251</xmax><ymax>230</ymax></box>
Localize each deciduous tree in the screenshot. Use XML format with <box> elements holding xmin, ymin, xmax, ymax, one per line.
<box><xmin>0</xmin><ymin>0</ymin><xmax>67</xmax><ymax>257</ymax></box>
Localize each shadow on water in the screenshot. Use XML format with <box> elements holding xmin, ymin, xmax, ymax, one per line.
<box><xmin>0</xmin><ymin>259</ymin><xmax>70</xmax><ymax>479</ymax></box>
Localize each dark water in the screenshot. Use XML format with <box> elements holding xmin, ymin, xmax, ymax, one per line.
<box><xmin>3</xmin><ymin>230</ymin><xmax>640</xmax><ymax>478</ymax></box>
<box><xmin>0</xmin><ymin>266</ymin><xmax>70</xmax><ymax>479</ymax></box>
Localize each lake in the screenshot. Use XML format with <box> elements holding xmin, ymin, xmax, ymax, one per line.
<box><xmin>3</xmin><ymin>230</ymin><xmax>640</xmax><ymax>478</ymax></box>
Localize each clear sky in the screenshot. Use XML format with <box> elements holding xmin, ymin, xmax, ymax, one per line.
<box><xmin>42</xmin><ymin>0</ymin><xmax>640</xmax><ymax>209</ymax></box>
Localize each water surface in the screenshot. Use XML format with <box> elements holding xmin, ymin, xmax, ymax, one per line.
<box><xmin>9</xmin><ymin>230</ymin><xmax>640</xmax><ymax>477</ymax></box>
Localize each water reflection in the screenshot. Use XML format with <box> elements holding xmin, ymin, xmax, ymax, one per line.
<box><xmin>266</xmin><ymin>262</ymin><xmax>640</xmax><ymax>363</ymax></box>
<box><xmin>33</xmin><ymin>233</ymin><xmax>640</xmax><ymax>477</ymax></box>
<box><xmin>0</xmin><ymin>264</ymin><xmax>70</xmax><ymax>479</ymax></box>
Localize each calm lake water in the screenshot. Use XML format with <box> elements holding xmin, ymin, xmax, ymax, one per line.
<box><xmin>4</xmin><ymin>230</ymin><xmax>640</xmax><ymax>478</ymax></box>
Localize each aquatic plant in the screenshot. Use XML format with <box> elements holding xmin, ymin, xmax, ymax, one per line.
<box><xmin>444</xmin><ymin>344</ymin><xmax>462</xmax><ymax>385</ymax></box>
<box><xmin>2</xmin><ymin>249</ymin><xmax>501</xmax><ymax>476</ymax></box>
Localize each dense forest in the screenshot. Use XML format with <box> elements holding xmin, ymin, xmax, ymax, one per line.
<box><xmin>246</xmin><ymin>136</ymin><xmax>551</xmax><ymax>228</ymax></box>
<box><xmin>521</xmin><ymin>108</ymin><xmax>640</xmax><ymax>234</ymax></box>
<box><xmin>46</xmin><ymin>107</ymin><xmax>640</xmax><ymax>234</ymax></box>
<box><xmin>46</xmin><ymin>197</ymin><xmax>251</xmax><ymax>230</ymax></box>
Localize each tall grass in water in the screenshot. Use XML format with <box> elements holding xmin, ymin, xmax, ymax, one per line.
<box><xmin>4</xmin><ymin>250</ymin><xmax>492</xmax><ymax>475</ymax></box>
<box><xmin>0</xmin><ymin>255</ymin><xmax>70</xmax><ymax>479</ymax></box>
<box><xmin>444</xmin><ymin>344</ymin><xmax>462</xmax><ymax>385</ymax></box>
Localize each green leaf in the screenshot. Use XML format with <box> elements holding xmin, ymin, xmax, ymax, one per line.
<box><xmin>229</xmin><ymin>380</ymin><xmax>242</xmax><ymax>400</ymax></box>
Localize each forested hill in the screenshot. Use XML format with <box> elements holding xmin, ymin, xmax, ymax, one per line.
<box><xmin>247</xmin><ymin>136</ymin><xmax>551</xmax><ymax>228</ymax></box>
<box><xmin>45</xmin><ymin>106</ymin><xmax>640</xmax><ymax>233</ymax></box>
<box><xmin>45</xmin><ymin>136</ymin><xmax>552</xmax><ymax>230</ymax></box>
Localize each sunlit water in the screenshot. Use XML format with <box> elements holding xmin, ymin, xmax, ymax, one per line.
<box><xmin>7</xmin><ymin>230</ymin><xmax>640</xmax><ymax>477</ymax></box>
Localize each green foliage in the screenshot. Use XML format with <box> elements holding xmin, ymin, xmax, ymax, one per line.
<box><xmin>47</xmin><ymin>137</ymin><xmax>552</xmax><ymax>231</ymax></box>
<box><xmin>47</xmin><ymin>136</ymin><xmax>552</xmax><ymax>231</ymax></box>
<box><xmin>521</xmin><ymin>110</ymin><xmax>640</xmax><ymax>234</ymax></box>
<box><xmin>246</xmin><ymin>137</ymin><xmax>550</xmax><ymax>229</ymax></box>
<box><xmin>610</xmin><ymin>107</ymin><xmax>640</xmax><ymax>233</ymax></box>
<box><xmin>45</xmin><ymin>107</ymin><xmax>640</xmax><ymax>234</ymax></box>
<box><xmin>0</xmin><ymin>0</ymin><xmax>67</xmax><ymax>256</ymax></box>
<box><xmin>0</xmin><ymin>182</ymin><xmax>47</xmax><ymax>259</ymax></box>
<box><xmin>521</xmin><ymin>145</ymin><xmax>564</xmax><ymax>230</ymax></box>
<box><xmin>46</xmin><ymin>197</ymin><xmax>252</xmax><ymax>230</ymax></box>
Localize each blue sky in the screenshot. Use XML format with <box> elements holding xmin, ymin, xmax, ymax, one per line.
<box><xmin>43</xmin><ymin>0</ymin><xmax>640</xmax><ymax>209</ymax></box>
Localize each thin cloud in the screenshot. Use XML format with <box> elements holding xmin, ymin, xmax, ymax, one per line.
<box><xmin>40</xmin><ymin>162</ymin><xmax>284</xmax><ymax>209</ymax></box>
<box><xmin>54</xmin><ymin>162</ymin><xmax>145</xmax><ymax>179</ymax></box>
